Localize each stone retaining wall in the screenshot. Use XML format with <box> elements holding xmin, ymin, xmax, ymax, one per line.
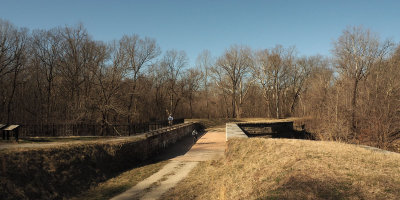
<box><xmin>226</xmin><ymin>121</ymin><xmax>309</xmax><ymax>140</ymax></box>
<box><xmin>226</xmin><ymin>123</ymin><xmax>248</xmax><ymax>141</ymax></box>
<box><xmin>0</xmin><ymin>122</ymin><xmax>198</xmax><ymax>200</ymax></box>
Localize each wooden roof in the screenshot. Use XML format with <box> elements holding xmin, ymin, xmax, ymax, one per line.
<box><xmin>3</xmin><ymin>125</ymin><xmax>19</xmax><ymax>131</ymax></box>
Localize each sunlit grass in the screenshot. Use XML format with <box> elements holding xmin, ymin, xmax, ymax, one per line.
<box><xmin>164</xmin><ymin>138</ymin><xmax>400</xmax><ymax>200</ymax></box>
<box><xmin>71</xmin><ymin>160</ymin><xmax>169</xmax><ymax>200</ymax></box>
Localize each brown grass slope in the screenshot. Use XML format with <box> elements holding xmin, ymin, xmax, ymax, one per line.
<box><xmin>0</xmin><ymin>123</ymin><xmax>196</xmax><ymax>200</ymax></box>
<box><xmin>164</xmin><ymin>138</ymin><xmax>400</xmax><ymax>200</ymax></box>
<box><xmin>71</xmin><ymin>161</ymin><xmax>168</xmax><ymax>200</ymax></box>
<box><xmin>0</xmin><ymin>138</ymin><xmax>148</xmax><ymax>200</ymax></box>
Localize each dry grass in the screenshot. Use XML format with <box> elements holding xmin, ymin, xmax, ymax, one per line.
<box><xmin>18</xmin><ymin>136</ymin><xmax>118</xmax><ymax>143</ymax></box>
<box><xmin>1</xmin><ymin>123</ymin><xmax>196</xmax><ymax>199</ymax></box>
<box><xmin>0</xmin><ymin>135</ymin><xmax>153</xmax><ymax>199</ymax></box>
<box><xmin>0</xmin><ymin>136</ymin><xmax>122</xmax><ymax>146</ymax></box>
<box><xmin>164</xmin><ymin>138</ymin><xmax>400</xmax><ymax>200</ymax></box>
<box><xmin>71</xmin><ymin>160</ymin><xmax>169</xmax><ymax>200</ymax></box>
<box><xmin>0</xmin><ymin>135</ymin><xmax>146</xmax><ymax>152</ymax></box>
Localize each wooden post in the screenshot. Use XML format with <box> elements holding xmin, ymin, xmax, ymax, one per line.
<box><xmin>0</xmin><ymin>124</ymin><xmax>6</xmax><ymax>140</ymax></box>
<box><xmin>3</xmin><ymin>125</ymin><xmax>20</xmax><ymax>141</ymax></box>
<box><xmin>15</xmin><ymin>127</ymin><xmax>19</xmax><ymax>142</ymax></box>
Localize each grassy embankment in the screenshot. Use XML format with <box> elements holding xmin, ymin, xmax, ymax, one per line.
<box><xmin>164</xmin><ymin>138</ymin><xmax>400</xmax><ymax>200</ymax></box>
<box><xmin>1</xmin><ymin>123</ymin><xmax>196</xmax><ymax>199</ymax></box>
<box><xmin>69</xmin><ymin>118</ymin><xmax>240</xmax><ymax>199</ymax></box>
<box><xmin>0</xmin><ymin>135</ymin><xmax>146</xmax><ymax>199</ymax></box>
<box><xmin>0</xmin><ymin>136</ymin><xmax>122</xmax><ymax>147</ymax></box>
<box><xmin>71</xmin><ymin>160</ymin><xmax>168</xmax><ymax>200</ymax></box>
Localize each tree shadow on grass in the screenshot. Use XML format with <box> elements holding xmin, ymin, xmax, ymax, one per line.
<box><xmin>264</xmin><ymin>175</ymin><xmax>365</xmax><ymax>200</ymax></box>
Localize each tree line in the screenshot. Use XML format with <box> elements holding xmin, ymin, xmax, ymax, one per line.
<box><xmin>1</xmin><ymin>19</ymin><xmax>399</xmax><ymax>149</ymax></box>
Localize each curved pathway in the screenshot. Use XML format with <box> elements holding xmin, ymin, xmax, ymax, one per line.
<box><xmin>111</xmin><ymin>127</ymin><xmax>226</xmax><ymax>200</ymax></box>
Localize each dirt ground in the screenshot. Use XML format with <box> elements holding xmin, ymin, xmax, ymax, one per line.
<box><xmin>171</xmin><ymin>128</ymin><xmax>225</xmax><ymax>162</ymax></box>
<box><xmin>111</xmin><ymin>126</ymin><xmax>226</xmax><ymax>200</ymax></box>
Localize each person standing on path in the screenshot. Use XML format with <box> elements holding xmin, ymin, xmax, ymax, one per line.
<box><xmin>168</xmin><ymin>115</ymin><xmax>173</xmax><ymax>126</ymax></box>
<box><xmin>192</xmin><ymin>129</ymin><xmax>198</xmax><ymax>143</ymax></box>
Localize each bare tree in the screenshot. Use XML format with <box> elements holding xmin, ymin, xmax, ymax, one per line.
<box><xmin>91</xmin><ymin>43</ymin><xmax>125</xmax><ymax>135</ymax></box>
<box><xmin>196</xmin><ymin>50</ymin><xmax>214</xmax><ymax>118</ymax></box>
<box><xmin>288</xmin><ymin>55</ymin><xmax>324</xmax><ymax>115</ymax></box>
<box><xmin>0</xmin><ymin>19</ymin><xmax>28</xmax><ymax>124</ymax></box>
<box><xmin>118</xmin><ymin>35</ymin><xmax>160</xmax><ymax>123</ymax></box>
<box><xmin>147</xmin><ymin>63</ymin><xmax>168</xmax><ymax>119</ymax></box>
<box><xmin>210</xmin><ymin>62</ymin><xmax>231</xmax><ymax>118</ymax></box>
<box><xmin>183</xmin><ymin>68</ymin><xmax>202</xmax><ymax>118</ymax></box>
<box><xmin>58</xmin><ymin>24</ymin><xmax>91</xmax><ymax>122</ymax></box>
<box><xmin>160</xmin><ymin>50</ymin><xmax>187</xmax><ymax>117</ymax></box>
<box><xmin>332</xmin><ymin>26</ymin><xmax>393</xmax><ymax>136</ymax></box>
<box><xmin>212</xmin><ymin>45</ymin><xmax>253</xmax><ymax>118</ymax></box>
<box><xmin>253</xmin><ymin>45</ymin><xmax>295</xmax><ymax>118</ymax></box>
<box><xmin>31</xmin><ymin>28</ymin><xmax>63</xmax><ymax>123</ymax></box>
<box><xmin>356</xmin><ymin>44</ymin><xmax>400</xmax><ymax>148</ymax></box>
<box><xmin>253</xmin><ymin>49</ymin><xmax>273</xmax><ymax>117</ymax></box>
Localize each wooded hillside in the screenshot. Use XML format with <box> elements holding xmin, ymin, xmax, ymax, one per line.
<box><xmin>1</xmin><ymin>19</ymin><xmax>399</xmax><ymax>149</ymax></box>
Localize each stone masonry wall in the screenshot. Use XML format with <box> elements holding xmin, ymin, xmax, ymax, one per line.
<box><xmin>0</xmin><ymin>122</ymin><xmax>198</xmax><ymax>200</ymax></box>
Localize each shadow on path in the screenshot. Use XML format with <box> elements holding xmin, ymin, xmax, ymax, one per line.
<box><xmin>151</xmin><ymin>131</ymin><xmax>207</xmax><ymax>162</ymax></box>
<box><xmin>111</xmin><ymin>129</ymin><xmax>224</xmax><ymax>200</ymax></box>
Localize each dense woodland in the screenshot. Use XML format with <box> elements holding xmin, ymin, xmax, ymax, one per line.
<box><xmin>1</xmin><ymin>19</ymin><xmax>399</xmax><ymax>149</ymax></box>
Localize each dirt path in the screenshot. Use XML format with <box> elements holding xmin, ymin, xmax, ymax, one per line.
<box><xmin>111</xmin><ymin>127</ymin><xmax>226</xmax><ymax>200</ymax></box>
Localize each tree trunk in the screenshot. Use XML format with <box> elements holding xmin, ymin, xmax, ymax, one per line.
<box><xmin>232</xmin><ymin>86</ymin><xmax>237</xmax><ymax>118</ymax></box>
<box><xmin>189</xmin><ymin>95</ymin><xmax>193</xmax><ymax>119</ymax></box>
<box><xmin>266</xmin><ymin>99</ymin><xmax>270</xmax><ymax>118</ymax></box>
<box><xmin>170</xmin><ymin>94</ymin><xmax>173</xmax><ymax>115</ymax></box>
<box><xmin>127</xmin><ymin>93</ymin><xmax>133</xmax><ymax>124</ymax></box>
<box><xmin>335</xmin><ymin>88</ymin><xmax>339</xmax><ymax>123</ymax></box>
<box><xmin>47</xmin><ymin>78</ymin><xmax>52</xmax><ymax>124</ymax></box>
<box><xmin>275</xmin><ymin>80</ymin><xmax>279</xmax><ymax>119</ymax></box>
<box><xmin>206</xmin><ymin>89</ymin><xmax>209</xmax><ymax>119</ymax></box>
<box><xmin>7</xmin><ymin>68</ymin><xmax>19</xmax><ymax>124</ymax></box>
<box><xmin>237</xmin><ymin>99</ymin><xmax>242</xmax><ymax>119</ymax></box>
<box><xmin>351</xmin><ymin>78</ymin><xmax>359</xmax><ymax>136</ymax></box>
<box><xmin>290</xmin><ymin>91</ymin><xmax>300</xmax><ymax>115</ymax></box>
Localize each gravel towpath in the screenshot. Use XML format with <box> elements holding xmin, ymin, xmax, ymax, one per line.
<box><xmin>111</xmin><ymin>127</ymin><xmax>226</xmax><ymax>200</ymax></box>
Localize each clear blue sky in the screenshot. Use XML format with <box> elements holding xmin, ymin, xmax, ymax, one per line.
<box><xmin>1</xmin><ymin>0</ymin><xmax>399</xmax><ymax>66</ymax></box>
